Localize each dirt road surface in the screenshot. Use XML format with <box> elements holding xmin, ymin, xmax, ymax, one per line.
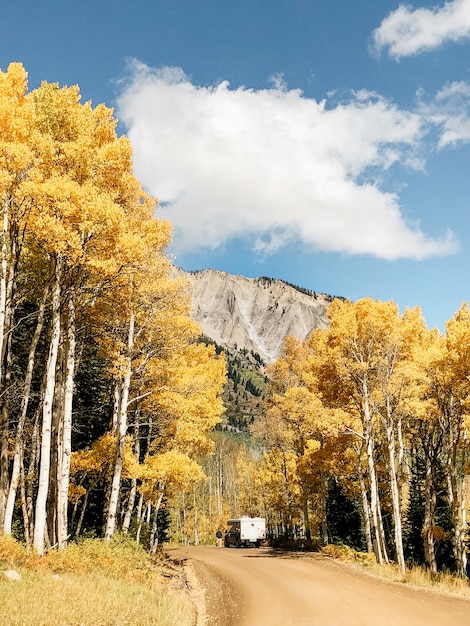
<box><xmin>168</xmin><ymin>545</ymin><xmax>470</xmax><ymax>626</ymax></box>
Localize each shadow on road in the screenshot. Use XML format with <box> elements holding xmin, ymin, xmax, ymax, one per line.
<box><xmin>237</xmin><ymin>547</ymin><xmax>327</xmax><ymax>561</ymax></box>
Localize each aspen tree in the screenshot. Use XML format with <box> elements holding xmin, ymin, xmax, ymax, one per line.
<box><xmin>383</xmin><ymin>306</ymin><xmax>430</xmax><ymax>575</ymax></box>
<box><xmin>443</xmin><ymin>303</ymin><xmax>470</xmax><ymax>576</ymax></box>
<box><xmin>3</xmin><ymin>283</ymin><xmax>48</xmax><ymax>535</ymax></box>
<box><xmin>0</xmin><ymin>67</ymin><xmax>167</xmax><ymax>553</ymax></box>
<box><xmin>235</xmin><ymin>448</ymin><xmax>266</xmax><ymax>519</ymax></box>
<box><xmin>102</xmin><ymin>237</ymin><xmax>173</xmax><ymax>540</ymax></box>
<box><xmin>324</xmin><ymin>299</ymin><xmax>393</xmax><ymax>564</ymax></box>
<box><xmin>33</xmin><ymin>256</ymin><xmax>62</xmax><ymax>554</ymax></box>
<box><xmin>69</xmin><ymin>433</ymin><xmax>120</xmax><ymax>537</ymax></box>
<box><xmin>261</xmin><ymin>448</ymin><xmax>301</xmax><ymax>537</ymax></box>
<box><xmin>400</xmin><ymin>325</ymin><xmax>443</xmax><ymax>576</ymax></box>
<box><xmin>134</xmin><ymin>340</ymin><xmax>226</xmax><ymax>544</ymax></box>
<box><xmin>415</xmin><ymin>304</ymin><xmax>470</xmax><ymax>576</ymax></box>
<box><xmin>0</xmin><ymin>63</ymin><xmax>35</xmax><ymax>528</ymax></box>
<box><xmin>254</xmin><ymin>334</ymin><xmax>344</xmax><ymax>542</ymax></box>
<box><xmin>25</xmin><ymin>84</ymin><xmax>120</xmax><ymax>553</ymax></box>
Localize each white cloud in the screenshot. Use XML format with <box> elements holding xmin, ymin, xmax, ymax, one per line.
<box><xmin>418</xmin><ymin>81</ymin><xmax>470</xmax><ymax>147</ymax></box>
<box><xmin>373</xmin><ymin>0</ymin><xmax>470</xmax><ymax>59</ymax></box>
<box><xmin>434</xmin><ymin>81</ymin><xmax>470</xmax><ymax>146</ymax></box>
<box><xmin>117</xmin><ymin>61</ymin><xmax>458</xmax><ymax>261</ymax></box>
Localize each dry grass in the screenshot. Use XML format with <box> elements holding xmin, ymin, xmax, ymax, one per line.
<box><xmin>0</xmin><ymin>535</ymin><xmax>195</xmax><ymax>626</ymax></box>
<box><xmin>322</xmin><ymin>543</ymin><xmax>470</xmax><ymax>599</ymax></box>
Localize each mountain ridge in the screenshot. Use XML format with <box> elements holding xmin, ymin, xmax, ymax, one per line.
<box><xmin>173</xmin><ymin>267</ymin><xmax>335</xmax><ymax>363</ymax></box>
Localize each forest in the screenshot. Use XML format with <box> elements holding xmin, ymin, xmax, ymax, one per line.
<box><xmin>0</xmin><ymin>63</ymin><xmax>226</xmax><ymax>557</ymax></box>
<box><xmin>182</xmin><ymin>297</ymin><xmax>470</xmax><ymax>580</ymax></box>
<box><xmin>1</xmin><ymin>63</ymin><xmax>470</xmax><ymax>580</ymax></box>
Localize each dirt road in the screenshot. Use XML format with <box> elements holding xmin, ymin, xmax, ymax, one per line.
<box><xmin>168</xmin><ymin>545</ymin><xmax>470</xmax><ymax>626</ymax></box>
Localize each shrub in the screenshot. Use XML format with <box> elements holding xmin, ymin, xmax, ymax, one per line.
<box><xmin>322</xmin><ymin>543</ymin><xmax>376</xmax><ymax>566</ymax></box>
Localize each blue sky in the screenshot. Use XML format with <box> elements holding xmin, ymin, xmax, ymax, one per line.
<box><xmin>2</xmin><ymin>0</ymin><xmax>470</xmax><ymax>330</ymax></box>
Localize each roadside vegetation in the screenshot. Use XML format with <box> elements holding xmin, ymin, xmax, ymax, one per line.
<box><xmin>322</xmin><ymin>543</ymin><xmax>470</xmax><ymax>600</ymax></box>
<box><xmin>0</xmin><ymin>535</ymin><xmax>194</xmax><ymax>626</ymax></box>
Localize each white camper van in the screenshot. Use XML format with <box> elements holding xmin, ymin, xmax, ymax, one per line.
<box><xmin>224</xmin><ymin>516</ymin><xmax>266</xmax><ymax>548</ymax></box>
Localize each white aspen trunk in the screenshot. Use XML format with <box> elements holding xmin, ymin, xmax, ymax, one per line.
<box><xmin>49</xmin><ymin>328</ymin><xmax>65</xmax><ymax>550</ymax></box>
<box><xmin>209</xmin><ymin>475</ymin><xmax>213</xmax><ymax>531</ymax></box>
<box><xmin>22</xmin><ymin>410</ymin><xmax>40</xmax><ymax>546</ymax></box>
<box><xmin>358</xmin><ymin>465</ymin><xmax>373</xmax><ymax>553</ymax></box>
<box><xmin>0</xmin><ymin>202</ymin><xmax>13</xmax><ymax>527</ymax></box>
<box><xmin>4</xmin><ymin>284</ymin><xmax>48</xmax><ymax>534</ymax></box>
<box><xmin>446</xmin><ymin>407</ymin><xmax>467</xmax><ymax>578</ymax></box>
<box><xmin>459</xmin><ymin>431</ymin><xmax>467</xmax><ymax>577</ymax></box>
<box><xmin>105</xmin><ymin>311</ymin><xmax>134</xmax><ymax>540</ymax></box>
<box><xmin>112</xmin><ymin>384</ymin><xmax>120</xmax><ymax>433</ymax></box>
<box><xmin>451</xmin><ymin>472</ymin><xmax>465</xmax><ymax>576</ymax></box>
<box><xmin>193</xmin><ymin>489</ymin><xmax>199</xmax><ymax>545</ymax></box>
<box><xmin>447</xmin><ymin>448</ymin><xmax>466</xmax><ymax>576</ymax></box>
<box><xmin>75</xmin><ymin>488</ymin><xmax>90</xmax><ymax>538</ymax></box>
<box><xmin>34</xmin><ymin>256</ymin><xmax>62</xmax><ymax>556</ymax></box>
<box><xmin>423</xmin><ymin>452</ymin><xmax>437</xmax><ymax>576</ymax></box>
<box><xmin>122</xmin><ymin>479</ymin><xmax>137</xmax><ymax>534</ymax></box>
<box><xmin>397</xmin><ymin>414</ymin><xmax>411</xmax><ymax>526</ymax></box>
<box><xmin>149</xmin><ymin>510</ymin><xmax>157</xmax><ymax>552</ymax></box>
<box><xmin>149</xmin><ymin>491</ymin><xmax>165</xmax><ymax>554</ymax></box>
<box><xmin>319</xmin><ymin>466</ymin><xmax>329</xmax><ymax>545</ymax></box>
<box><xmin>366</xmin><ymin>431</ymin><xmax>383</xmax><ymax>564</ymax></box>
<box><xmin>122</xmin><ymin>428</ymin><xmax>140</xmax><ymax>534</ymax></box>
<box><xmin>354</xmin><ymin>438</ymin><xmax>373</xmax><ymax>552</ymax></box>
<box><xmin>181</xmin><ymin>491</ymin><xmax>188</xmax><ymax>545</ymax></box>
<box><xmin>19</xmin><ymin>448</ymin><xmax>30</xmax><ymax>545</ymax></box>
<box><xmin>104</xmin><ymin>383</ymin><xmax>125</xmax><ymax>539</ymax></box>
<box><xmin>0</xmin><ymin>323</ymin><xmax>13</xmax><ymax>529</ymax></box>
<box><xmin>460</xmin><ymin>486</ymin><xmax>467</xmax><ymax>577</ymax></box>
<box><xmin>0</xmin><ymin>199</ymin><xmax>16</xmax><ymax>526</ymax></box>
<box><xmin>363</xmin><ymin>379</ymin><xmax>384</xmax><ymax>565</ymax></box>
<box><xmin>70</xmin><ymin>479</ymin><xmax>82</xmax><ymax>527</ymax></box>
<box><xmin>217</xmin><ymin>449</ymin><xmax>223</xmax><ymax>518</ymax></box>
<box><xmin>3</xmin><ymin>224</ymin><xmax>16</xmax><ymax>366</ymax></box>
<box><xmin>397</xmin><ymin>415</ymin><xmax>405</xmax><ymax>481</ymax></box>
<box><xmin>386</xmin><ymin>418</ymin><xmax>406</xmax><ymax>576</ymax></box>
<box><xmin>136</xmin><ymin>491</ymin><xmax>144</xmax><ymax>524</ymax></box>
<box><xmin>377</xmin><ymin>498</ymin><xmax>389</xmax><ymax>565</ymax></box>
<box><xmin>0</xmin><ymin>196</ymin><xmax>9</xmax><ymax>389</ymax></box>
<box><xmin>135</xmin><ymin>495</ymin><xmax>145</xmax><ymax>544</ymax></box>
<box><xmin>0</xmin><ymin>416</ymin><xmax>7</xmax><ymax>528</ymax></box>
<box><xmin>301</xmin><ymin>480</ymin><xmax>311</xmax><ymax>541</ymax></box>
<box><xmin>57</xmin><ymin>288</ymin><xmax>76</xmax><ymax>549</ymax></box>
<box><xmin>423</xmin><ymin>436</ymin><xmax>437</xmax><ymax>578</ymax></box>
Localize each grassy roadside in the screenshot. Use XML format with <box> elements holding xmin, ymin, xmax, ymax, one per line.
<box><xmin>322</xmin><ymin>543</ymin><xmax>470</xmax><ymax>599</ymax></box>
<box><xmin>0</xmin><ymin>535</ymin><xmax>195</xmax><ymax>626</ymax></box>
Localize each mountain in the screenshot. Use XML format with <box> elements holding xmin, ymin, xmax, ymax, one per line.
<box><xmin>174</xmin><ymin>267</ymin><xmax>334</xmax><ymax>364</ymax></box>
<box><xmin>172</xmin><ymin>267</ymin><xmax>340</xmax><ymax>430</ymax></box>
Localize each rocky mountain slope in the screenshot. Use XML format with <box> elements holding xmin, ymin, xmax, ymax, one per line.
<box><xmin>172</xmin><ymin>267</ymin><xmax>340</xmax><ymax>429</ymax></box>
<box><xmin>174</xmin><ymin>267</ymin><xmax>334</xmax><ymax>364</ymax></box>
